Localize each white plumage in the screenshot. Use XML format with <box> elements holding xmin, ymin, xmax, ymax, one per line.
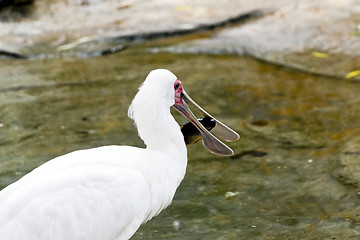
<box><xmin>0</xmin><ymin>69</ymin><xmax>238</xmax><ymax>240</ymax></box>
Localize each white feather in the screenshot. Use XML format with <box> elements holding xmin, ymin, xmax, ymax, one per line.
<box><xmin>0</xmin><ymin>69</ymin><xmax>187</xmax><ymax>240</ymax></box>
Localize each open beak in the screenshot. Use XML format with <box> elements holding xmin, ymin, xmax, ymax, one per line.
<box><xmin>173</xmin><ymin>90</ymin><xmax>239</xmax><ymax>156</ymax></box>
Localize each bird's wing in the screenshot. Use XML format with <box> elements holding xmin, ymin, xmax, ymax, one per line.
<box><xmin>0</xmin><ymin>164</ymin><xmax>151</xmax><ymax>240</ymax></box>
<box><xmin>0</xmin><ymin>146</ymin><xmax>147</xmax><ymax>203</ymax></box>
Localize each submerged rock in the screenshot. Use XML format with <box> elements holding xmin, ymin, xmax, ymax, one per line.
<box><xmin>333</xmin><ymin>132</ymin><xmax>360</xmax><ymax>190</ymax></box>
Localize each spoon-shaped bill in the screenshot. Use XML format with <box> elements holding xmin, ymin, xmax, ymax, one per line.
<box><xmin>181</xmin><ymin>117</ymin><xmax>216</xmax><ymax>147</ymax></box>
<box><xmin>181</xmin><ymin>91</ymin><xmax>240</xmax><ymax>142</ymax></box>
<box><xmin>173</xmin><ymin>99</ymin><xmax>234</xmax><ymax>156</ymax></box>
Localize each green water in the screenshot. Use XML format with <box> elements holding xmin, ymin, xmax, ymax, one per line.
<box><xmin>1</xmin><ymin>43</ymin><xmax>360</xmax><ymax>239</ymax></box>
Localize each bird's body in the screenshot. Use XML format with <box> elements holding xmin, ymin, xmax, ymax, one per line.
<box><xmin>0</xmin><ymin>69</ymin><xmax>238</xmax><ymax>240</ymax></box>
<box><xmin>0</xmin><ymin>145</ymin><xmax>185</xmax><ymax>240</ymax></box>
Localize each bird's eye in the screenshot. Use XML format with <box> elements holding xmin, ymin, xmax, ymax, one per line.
<box><xmin>174</xmin><ymin>82</ymin><xmax>180</xmax><ymax>90</ymax></box>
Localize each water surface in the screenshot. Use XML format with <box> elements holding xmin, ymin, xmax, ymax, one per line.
<box><xmin>1</xmin><ymin>43</ymin><xmax>360</xmax><ymax>239</ymax></box>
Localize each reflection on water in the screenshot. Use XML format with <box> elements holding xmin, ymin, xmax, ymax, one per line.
<box><xmin>1</xmin><ymin>43</ymin><xmax>360</xmax><ymax>239</ymax></box>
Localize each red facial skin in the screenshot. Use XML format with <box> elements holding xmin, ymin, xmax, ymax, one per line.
<box><xmin>174</xmin><ymin>79</ymin><xmax>183</xmax><ymax>106</ymax></box>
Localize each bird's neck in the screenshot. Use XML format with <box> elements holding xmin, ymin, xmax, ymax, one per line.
<box><xmin>135</xmin><ymin>106</ymin><xmax>188</xmax><ymax>189</ymax></box>
<box><xmin>135</xmin><ymin>107</ymin><xmax>186</xmax><ymax>154</ymax></box>
<box><xmin>133</xmin><ymin>107</ymin><xmax>188</xmax><ymax>220</ymax></box>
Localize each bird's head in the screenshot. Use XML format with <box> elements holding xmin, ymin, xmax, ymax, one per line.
<box><xmin>129</xmin><ymin>69</ymin><xmax>239</xmax><ymax>156</ymax></box>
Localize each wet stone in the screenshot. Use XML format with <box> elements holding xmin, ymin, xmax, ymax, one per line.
<box><xmin>333</xmin><ymin>132</ymin><xmax>360</xmax><ymax>190</ymax></box>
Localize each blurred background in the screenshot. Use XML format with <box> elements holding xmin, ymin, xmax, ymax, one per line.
<box><xmin>1</xmin><ymin>0</ymin><xmax>360</xmax><ymax>239</ymax></box>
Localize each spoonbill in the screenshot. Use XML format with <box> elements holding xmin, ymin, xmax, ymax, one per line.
<box><xmin>0</xmin><ymin>69</ymin><xmax>239</xmax><ymax>240</ymax></box>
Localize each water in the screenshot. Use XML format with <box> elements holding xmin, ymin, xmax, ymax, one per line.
<box><xmin>1</xmin><ymin>41</ymin><xmax>360</xmax><ymax>239</ymax></box>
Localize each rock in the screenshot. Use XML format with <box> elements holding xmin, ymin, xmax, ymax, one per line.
<box><xmin>1</xmin><ymin>0</ymin><xmax>359</xmax><ymax>82</ymax></box>
<box><xmin>333</xmin><ymin>132</ymin><xmax>360</xmax><ymax>189</ymax></box>
<box><xmin>0</xmin><ymin>0</ymin><xmax>275</xmax><ymax>55</ymax></box>
<box><xmin>0</xmin><ymin>0</ymin><xmax>34</xmax><ymax>22</ymax></box>
<box><xmin>0</xmin><ymin>0</ymin><xmax>34</xmax><ymax>9</ymax></box>
<box><xmin>165</xmin><ymin>0</ymin><xmax>360</xmax><ymax>80</ymax></box>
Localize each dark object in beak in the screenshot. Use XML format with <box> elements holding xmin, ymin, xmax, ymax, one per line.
<box><xmin>181</xmin><ymin>117</ymin><xmax>216</xmax><ymax>147</ymax></box>
<box><xmin>173</xmin><ymin>90</ymin><xmax>239</xmax><ymax>156</ymax></box>
<box><xmin>181</xmin><ymin>91</ymin><xmax>240</xmax><ymax>142</ymax></box>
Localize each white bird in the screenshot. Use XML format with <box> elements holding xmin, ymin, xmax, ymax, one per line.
<box><xmin>0</xmin><ymin>69</ymin><xmax>239</xmax><ymax>240</ymax></box>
